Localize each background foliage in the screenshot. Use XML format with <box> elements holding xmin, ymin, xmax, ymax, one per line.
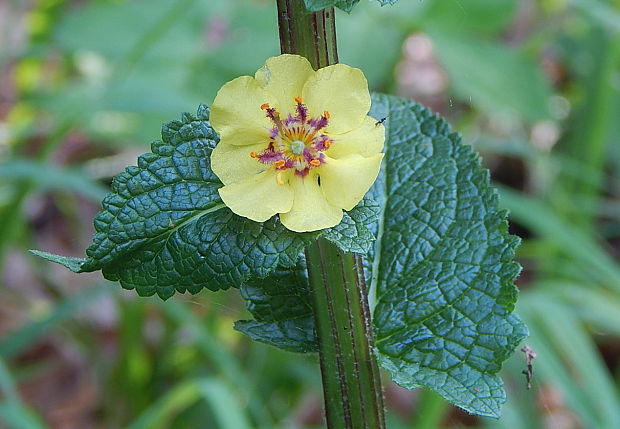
<box><xmin>1</xmin><ymin>0</ymin><xmax>619</xmax><ymax>428</ymax></box>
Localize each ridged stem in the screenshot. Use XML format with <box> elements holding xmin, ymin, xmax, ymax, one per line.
<box><xmin>304</xmin><ymin>240</ymin><xmax>386</xmax><ymax>429</ymax></box>
<box><xmin>275</xmin><ymin>2</ymin><xmax>386</xmax><ymax>427</ymax></box>
<box><xmin>276</xmin><ymin>0</ymin><xmax>338</xmax><ymax>68</ymax></box>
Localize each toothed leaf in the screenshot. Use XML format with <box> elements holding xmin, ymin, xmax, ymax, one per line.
<box><xmin>369</xmin><ymin>94</ymin><xmax>527</xmax><ymax>418</ymax></box>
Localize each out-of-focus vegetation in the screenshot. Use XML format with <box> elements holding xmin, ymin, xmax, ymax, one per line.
<box><xmin>1</xmin><ymin>0</ymin><xmax>619</xmax><ymax>428</ymax></box>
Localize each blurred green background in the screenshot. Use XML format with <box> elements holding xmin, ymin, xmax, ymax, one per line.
<box><xmin>1</xmin><ymin>0</ymin><xmax>619</xmax><ymax>428</ymax></box>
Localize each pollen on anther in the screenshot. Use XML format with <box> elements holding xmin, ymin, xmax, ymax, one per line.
<box><xmin>274</xmin><ymin>160</ymin><xmax>286</xmax><ymax>169</ymax></box>
<box><xmin>323</xmin><ymin>111</ymin><xmax>330</xmax><ymax>119</ymax></box>
<box><xmin>250</xmin><ymin>151</ymin><xmax>259</xmax><ymax>158</ymax></box>
<box><xmin>294</xmin><ymin>96</ymin><xmax>303</xmax><ymax>104</ymax></box>
<box><xmin>260</xmin><ymin>103</ymin><xmax>270</xmax><ymax>110</ymax></box>
<box><xmin>310</xmin><ymin>159</ymin><xmax>321</xmax><ymax>167</ymax></box>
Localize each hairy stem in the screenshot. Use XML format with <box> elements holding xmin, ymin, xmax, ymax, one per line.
<box><xmin>275</xmin><ymin>1</ymin><xmax>386</xmax><ymax>427</ymax></box>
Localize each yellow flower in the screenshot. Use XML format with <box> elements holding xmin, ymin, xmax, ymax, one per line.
<box><xmin>210</xmin><ymin>54</ymin><xmax>384</xmax><ymax>232</ymax></box>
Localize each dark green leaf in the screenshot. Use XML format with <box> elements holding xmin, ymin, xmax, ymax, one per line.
<box><xmin>323</xmin><ymin>197</ymin><xmax>380</xmax><ymax>254</ymax></box>
<box><xmin>369</xmin><ymin>94</ymin><xmax>528</xmax><ymax>417</ymax></box>
<box><xmin>235</xmin><ymin>263</ymin><xmax>317</xmax><ymax>353</ymax></box>
<box><xmin>32</xmin><ymin>105</ymin><xmax>375</xmax><ymax>299</ymax></box>
<box><xmin>32</xmin><ymin>106</ymin><xmax>315</xmax><ymax>299</ymax></box>
<box><xmin>233</xmin><ymin>198</ymin><xmax>378</xmax><ymax>351</ymax></box>
<box><xmin>100</xmin><ymin>210</ymin><xmax>314</xmax><ymax>299</ymax></box>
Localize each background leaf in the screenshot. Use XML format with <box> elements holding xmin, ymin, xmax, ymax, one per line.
<box><xmin>429</xmin><ymin>32</ymin><xmax>552</xmax><ymax>121</ymax></box>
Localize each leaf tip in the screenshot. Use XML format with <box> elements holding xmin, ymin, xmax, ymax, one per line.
<box><xmin>29</xmin><ymin>250</ymin><xmax>89</xmax><ymax>273</ymax></box>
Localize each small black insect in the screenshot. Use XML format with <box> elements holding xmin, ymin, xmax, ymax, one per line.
<box><xmin>375</xmin><ymin>117</ymin><xmax>387</xmax><ymax>126</ymax></box>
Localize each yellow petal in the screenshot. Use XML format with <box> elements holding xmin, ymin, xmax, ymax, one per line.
<box><xmin>218</xmin><ymin>170</ymin><xmax>294</xmax><ymax>222</ymax></box>
<box><xmin>211</xmin><ymin>141</ymin><xmax>267</xmax><ymax>185</ymax></box>
<box><xmin>327</xmin><ymin>116</ymin><xmax>385</xmax><ymax>159</ymax></box>
<box><xmin>319</xmin><ymin>153</ymin><xmax>384</xmax><ymax>211</ymax></box>
<box><xmin>302</xmin><ymin>64</ymin><xmax>371</xmax><ymax>134</ymax></box>
<box><xmin>210</xmin><ymin>76</ymin><xmax>278</xmax><ymax>146</ymax></box>
<box><xmin>279</xmin><ymin>173</ymin><xmax>343</xmax><ymax>232</ymax></box>
<box><xmin>255</xmin><ymin>54</ymin><xmax>315</xmax><ymax>114</ymax></box>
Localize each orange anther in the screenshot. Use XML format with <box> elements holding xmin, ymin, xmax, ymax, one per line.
<box><xmin>323</xmin><ymin>110</ymin><xmax>330</xmax><ymax>119</ymax></box>
<box><xmin>324</xmin><ymin>139</ymin><xmax>331</xmax><ymax>148</ymax></box>
<box><xmin>274</xmin><ymin>160</ymin><xmax>286</xmax><ymax>168</ymax></box>
<box><xmin>260</xmin><ymin>103</ymin><xmax>270</xmax><ymax>110</ymax></box>
<box><xmin>310</xmin><ymin>159</ymin><xmax>321</xmax><ymax>167</ymax></box>
<box><xmin>295</xmin><ymin>96</ymin><xmax>303</xmax><ymax>104</ymax></box>
<box><xmin>250</xmin><ymin>151</ymin><xmax>259</xmax><ymax>158</ymax></box>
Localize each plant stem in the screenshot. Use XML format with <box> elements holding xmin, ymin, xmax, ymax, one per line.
<box><xmin>305</xmin><ymin>240</ymin><xmax>386</xmax><ymax>428</ymax></box>
<box><xmin>276</xmin><ymin>0</ymin><xmax>338</xmax><ymax>69</ymax></box>
<box><xmin>275</xmin><ymin>1</ymin><xmax>386</xmax><ymax>427</ymax></box>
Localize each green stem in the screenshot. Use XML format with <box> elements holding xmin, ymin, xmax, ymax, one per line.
<box><xmin>305</xmin><ymin>240</ymin><xmax>385</xmax><ymax>428</ymax></box>
<box><xmin>275</xmin><ymin>2</ymin><xmax>386</xmax><ymax>427</ymax></box>
<box><xmin>276</xmin><ymin>0</ymin><xmax>338</xmax><ymax>69</ymax></box>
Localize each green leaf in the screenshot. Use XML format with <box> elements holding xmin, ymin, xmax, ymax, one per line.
<box><xmin>33</xmin><ymin>106</ymin><xmax>315</xmax><ymax>299</ymax></box>
<box><xmin>232</xmin><ymin>198</ymin><xmax>377</xmax><ymax>351</ymax></box>
<box><xmin>235</xmin><ymin>263</ymin><xmax>317</xmax><ymax>353</ymax></box>
<box><xmin>28</xmin><ymin>250</ymin><xmax>89</xmax><ymax>273</ymax></box>
<box><xmin>32</xmin><ymin>105</ymin><xmax>376</xmax><ymax>299</ymax></box>
<box><xmin>369</xmin><ymin>94</ymin><xmax>527</xmax><ymax>417</ymax></box>
<box><xmin>304</xmin><ymin>0</ymin><xmax>360</xmax><ymax>12</ymax></box>
<box><xmin>323</xmin><ymin>197</ymin><xmax>380</xmax><ymax>254</ymax></box>
<box><xmin>304</xmin><ymin>0</ymin><xmax>396</xmax><ymax>13</ymax></box>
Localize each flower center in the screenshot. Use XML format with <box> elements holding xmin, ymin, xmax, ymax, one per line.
<box><xmin>250</xmin><ymin>97</ymin><xmax>332</xmax><ymax>183</ymax></box>
<box><xmin>290</xmin><ymin>140</ymin><xmax>306</xmax><ymax>155</ymax></box>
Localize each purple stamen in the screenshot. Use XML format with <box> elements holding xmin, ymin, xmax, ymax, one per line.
<box><xmin>259</xmin><ymin>151</ymin><xmax>283</xmax><ymax>163</ymax></box>
<box><xmin>296</xmin><ymin>102</ymin><xmax>308</xmax><ymax>123</ymax></box>
<box><xmin>313</xmin><ymin>135</ymin><xmax>331</xmax><ymax>151</ymax></box>
<box><xmin>309</xmin><ymin>115</ymin><xmax>329</xmax><ymax>131</ymax></box>
<box><xmin>283</xmin><ymin>114</ymin><xmax>298</xmax><ymax>127</ymax></box>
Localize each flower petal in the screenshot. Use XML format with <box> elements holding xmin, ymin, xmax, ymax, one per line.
<box><xmin>302</xmin><ymin>64</ymin><xmax>371</xmax><ymax>134</ymax></box>
<box><xmin>210</xmin><ymin>76</ymin><xmax>278</xmax><ymax>146</ymax></box>
<box><xmin>327</xmin><ymin>116</ymin><xmax>385</xmax><ymax>159</ymax></box>
<box><xmin>218</xmin><ymin>170</ymin><xmax>294</xmax><ymax>222</ymax></box>
<box><xmin>319</xmin><ymin>153</ymin><xmax>384</xmax><ymax>211</ymax></box>
<box><xmin>279</xmin><ymin>173</ymin><xmax>343</xmax><ymax>232</ymax></box>
<box><xmin>255</xmin><ymin>54</ymin><xmax>315</xmax><ymax>113</ymax></box>
<box><xmin>211</xmin><ymin>142</ymin><xmax>267</xmax><ymax>185</ymax></box>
